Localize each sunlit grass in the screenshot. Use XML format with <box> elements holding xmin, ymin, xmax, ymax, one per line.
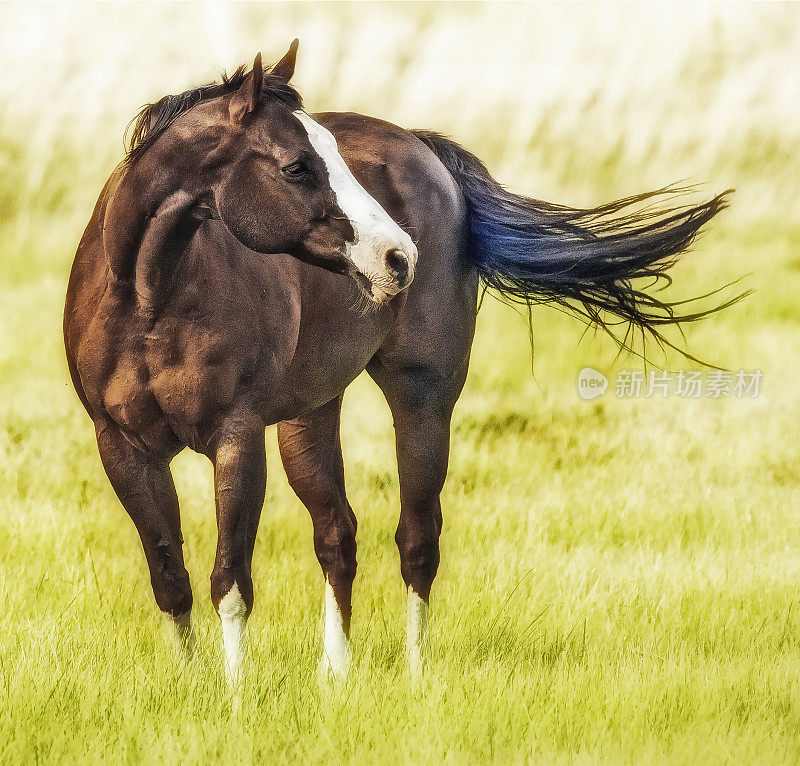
<box><xmin>3</xmin><ymin>220</ymin><xmax>800</xmax><ymax>761</ymax></box>
<box><xmin>2</xmin><ymin>2</ymin><xmax>800</xmax><ymax>763</ymax></box>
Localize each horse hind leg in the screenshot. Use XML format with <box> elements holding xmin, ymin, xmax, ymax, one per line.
<box><xmin>368</xmin><ymin>360</ymin><xmax>464</xmax><ymax>680</ymax></box>
<box><xmin>94</xmin><ymin>419</ymin><xmax>195</xmax><ymax>659</ymax></box>
<box><xmin>277</xmin><ymin>396</ymin><xmax>356</xmax><ymax>680</ymax></box>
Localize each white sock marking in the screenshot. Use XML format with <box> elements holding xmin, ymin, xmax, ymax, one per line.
<box><xmin>319</xmin><ymin>579</ymin><xmax>351</xmax><ymax>679</ymax></box>
<box><xmin>218</xmin><ymin>583</ymin><xmax>247</xmax><ymax>686</ymax></box>
<box><xmin>293</xmin><ymin>110</ymin><xmax>417</xmax><ymax>298</ymax></box>
<box><xmin>407</xmin><ymin>586</ymin><xmax>428</xmax><ymax>679</ymax></box>
<box><xmin>164</xmin><ymin>610</ymin><xmax>195</xmax><ymax>659</ymax></box>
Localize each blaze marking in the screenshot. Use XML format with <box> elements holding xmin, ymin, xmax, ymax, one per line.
<box><xmin>292</xmin><ymin>110</ymin><xmax>416</xmax><ymax>298</ymax></box>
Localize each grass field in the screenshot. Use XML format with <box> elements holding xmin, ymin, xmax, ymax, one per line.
<box><xmin>2</xmin><ymin>3</ymin><xmax>800</xmax><ymax>763</ymax></box>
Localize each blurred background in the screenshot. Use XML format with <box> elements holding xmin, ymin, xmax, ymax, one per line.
<box><xmin>2</xmin><ymin>4</ymin><xmax>800</xmax><ymax>760</ymax></box>
<box><xmin>3</xmin><ymin>1</ymin><xmax>797</xmax><ymax>449</ymax></box>
<box><xmin>2</xmin><ymin>2</ymin><xmax>799</xmax><ymax>278</ymax></box>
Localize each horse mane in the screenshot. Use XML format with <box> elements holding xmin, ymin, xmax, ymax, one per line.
<box><xmin>124</xmin><ymin>63</ymin><xmax>303</xmax><ymax>167</ymax></box>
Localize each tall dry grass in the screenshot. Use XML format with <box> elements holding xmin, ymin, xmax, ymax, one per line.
<box><xmin>1</xmin><ymin>2</ymin><xmax>798</xmax><ymax>282</ymax></box>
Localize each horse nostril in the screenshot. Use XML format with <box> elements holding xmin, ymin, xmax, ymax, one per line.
<box><xmin>385</xmin><ymin>248</ymin><xmax>409</xmax><ymax>284</ymax></box>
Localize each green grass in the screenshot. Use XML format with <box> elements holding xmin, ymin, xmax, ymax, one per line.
<box><xmin>2</xmin><ymin>221</ymin><xmax>799</xmax><ymax>763</ymax></box>
<box><xmin>3</xmin><ymin>3</ymin><xmax>800</xmax><ymax>763</ymax></box>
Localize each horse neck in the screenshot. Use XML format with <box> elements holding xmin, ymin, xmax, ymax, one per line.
<box><xmin>102</xmin><ymin>153</ymin><xmax>183</xmax><ymax>282</ymax></box>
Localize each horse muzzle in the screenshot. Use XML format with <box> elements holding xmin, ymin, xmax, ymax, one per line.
<box><xmin>348</xmin><ymin>234</ymin><xmax>418</xmax><ymax>304</ymax></box>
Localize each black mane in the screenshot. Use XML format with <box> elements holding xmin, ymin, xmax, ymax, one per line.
<box><xmin>124</xmin><ymin>64</ymin><xmax>303</xmax><ymax>166</ymax></box>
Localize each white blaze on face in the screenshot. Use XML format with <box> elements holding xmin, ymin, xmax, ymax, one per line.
<box><xmin>319</xmin><ymin>579</ymin><xmax>351</xmax><ymax>680</ymax></box>
<box><xmin>293</xmin><ymin>110</ymin><xmax>418</xmax><ymax>301</ymax></box>
<box><xmin>218</xmin><ymin>583</ymin><xmax>247</xmax><ymax>686</ymax></box>
<box><xmin>407</xmin><ymin>586</ymin><xmax>428</xmax><ymax>680</ymax></box>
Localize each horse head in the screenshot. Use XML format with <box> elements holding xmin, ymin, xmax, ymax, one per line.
<box><xmin>108</xmin><ymin>42</ymin><xmax>417</xmax><ymax>305</ymax></box>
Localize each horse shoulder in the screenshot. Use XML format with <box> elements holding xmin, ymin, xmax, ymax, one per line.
<box><xmin>69</xmin><ymin>275</ymin><xmax>171</xmax><ymax>450</ymax></box>
<box><xmin>145</xmin><ymin>226</ymin><xmax>303</xmax><ymax>437</ymax></box>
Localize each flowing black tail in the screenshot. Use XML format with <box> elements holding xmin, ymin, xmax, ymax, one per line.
<box><xmin>413</xmin><ymin>130</ymin><xmax>745</xmax><ymax>362</ymax></box>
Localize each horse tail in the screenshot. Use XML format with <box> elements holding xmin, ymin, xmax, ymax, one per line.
<box><xmin>412</xmin><ymin>130</ymin><xmax>745</xmax><ymax>361</ymax></box>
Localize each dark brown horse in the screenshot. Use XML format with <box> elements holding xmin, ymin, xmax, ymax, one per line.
<box><xmin>64</xmin><ymin>42</ymin><xmax>735</xmax><ymax>683</ymax></box>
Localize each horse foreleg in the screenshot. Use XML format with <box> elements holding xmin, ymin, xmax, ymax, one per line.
<box><xmin>94</xmin><ymin>419</ymin><xmax>195</xmax><ymax>660</ymax></box>
<box><xmin>277</xmin><ymin>396</ymin><xmax>356</xmax><ymax>680</ymax></box>
<box><xmin>209</xmin><ymin>413</ymin><xmax>266</xmax><ymax>687</ymax></box>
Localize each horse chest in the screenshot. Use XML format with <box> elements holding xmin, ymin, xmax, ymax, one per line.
<box><xmin>146</xmin><ymin>322</ymin><xmax>258</xmax><ymax>429</ymax></box>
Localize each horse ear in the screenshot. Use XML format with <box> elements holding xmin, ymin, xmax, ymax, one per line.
<box><xmin>270</xmin><ymin>39</ymin><xmax>299</xmax><ymax>82</ymax></box>
<box><xmin>229</xmin><ymin>53</ymin><xmax>263</xmax><ymax>122</ymax></box>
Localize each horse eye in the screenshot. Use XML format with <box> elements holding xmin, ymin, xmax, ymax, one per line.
<box><xmin>282</xmin><ymin>160</ymin><xmax>310</xmax><ymax>179</ymax></box>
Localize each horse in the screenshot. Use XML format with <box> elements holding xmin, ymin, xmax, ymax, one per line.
<box><xmin>64</xmin><ymin>41</ymin><xmax>737</xmax><ymax>684</ymax></box>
